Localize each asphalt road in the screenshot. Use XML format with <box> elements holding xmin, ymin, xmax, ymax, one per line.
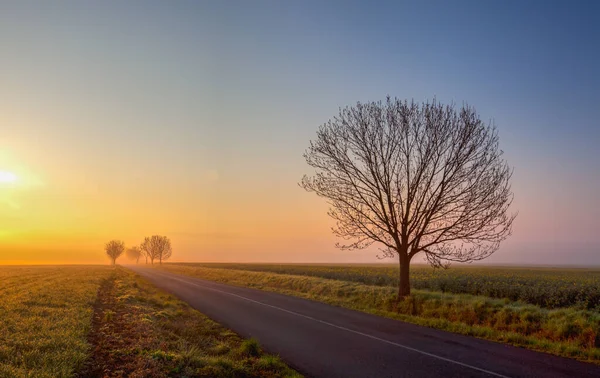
<box><xmin>128</xmin><ymin>266</ymin><xmax>600</xmax><ymax>378</ymax></box>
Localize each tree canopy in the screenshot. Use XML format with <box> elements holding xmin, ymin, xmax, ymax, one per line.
<box><xmin>301</xmin><ymin>98</ymin><xmax>515</xmax><ymax>296</ymax></box>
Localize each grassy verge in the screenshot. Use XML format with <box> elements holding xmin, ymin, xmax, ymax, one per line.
<box><xmin>158</xmin><ymin>264</ymin><xmax>600</xmax><ymax>364</ymax></box>
<box><xmin>0</xmin><ymin>266</ymin><xmax>112</xmax><ymax>378</ymax></box>
<box><xmin>176</xmin><ymin>263</ymin><xmax>600</xmax><ymax>310</ymax></box>
<box><xmin>78</xmin><ymin>267</ymin><xmax>300</xmax><ymax>377</ymax></box>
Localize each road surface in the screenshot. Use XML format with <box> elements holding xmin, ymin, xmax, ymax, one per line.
<box><xmin>129</xmin><ymin>266</ymin><xmax>600</xmax><ymax>378</ymax></box>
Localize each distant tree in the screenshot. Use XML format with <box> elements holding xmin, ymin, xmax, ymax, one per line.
<box><xmin>301</xmin><ymin>98</ymin><xmax>516</xmax><ymax>297</ymax></box>
<box><xmin>135</xmin><ymin>242</ymin><xmax>149</xmax><ymax>264</ymax></box>
<box><xmin>142</xmin><ymin>248</ymin><xmax>148</xmax><ymax>264</ymax></box>
<box><xmin>105</xmin><ymin>240</ymin><xmax>125</xmax><ymax>266</ymax></box>
<box><xmin>126</xmin><ymin>246</ymin><xmax>142</xmax><ymax>264</ymax></box>
<box><xmin>158</xmin><ymin>239</ymin><xmax>172</xmax><ymax>264</ymax></box>
<box><xmin>140</xmin><ymin>238</ymin><xmax>154</xmax><ymax>264</ymax></box>
<box><xmin>141</xmin><ymin>235</ymin><xmax>172</xmax><ymax>265</ymax></box>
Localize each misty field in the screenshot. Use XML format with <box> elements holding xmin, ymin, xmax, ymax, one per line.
<box><xmin>0</xmin><ymin>266</ymin><xmax>111</xmax><ymax>377</ymax></box>
<box><xmin>160</xmin><ymin>263</ymin><xmax>600</xmax><ymax>363</ymax></box>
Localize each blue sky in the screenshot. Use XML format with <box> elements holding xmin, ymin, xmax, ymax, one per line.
<box><xmin>0</xmin><ymin>1</ymin><xmax>598</xmax><ymax>264</ymax></box>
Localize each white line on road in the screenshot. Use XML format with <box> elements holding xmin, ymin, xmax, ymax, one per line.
<box><xmin>144</xmin><ymin>269</ymin><xmax>511</xmax><ymax>378</ymax></box>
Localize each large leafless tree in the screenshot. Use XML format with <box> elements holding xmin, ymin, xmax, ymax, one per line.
<box><xmin>301</xmin><ymin>98</ymin><xmax>516</xmax><ymax>297</ymax></box>
<box><xmin>141</xmin><ymin>235</ymin><xmax>172</xmax><ymax>265</ymax></box>
<box><xmin>105</xmin><ymin>240</ymin><xmax>125</xmax><ymax>266</ymax></box>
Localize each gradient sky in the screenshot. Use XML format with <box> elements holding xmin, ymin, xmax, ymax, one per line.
<box><xmin>1</xmin><ymin>1</ymin><xmax>598</xmax><ymax>265</ymax></box>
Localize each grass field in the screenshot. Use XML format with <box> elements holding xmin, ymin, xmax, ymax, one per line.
<box><xmin>0</xmin><ymin>266</ymin><xmax>112</xmax><ymax>378</ymax></box>
<box><xmin>158</xmin><ymin>263</ymin><xmax>600</xmax><ymax>364</ymax></box>
<box><xmin>0</xmin><ymin>266</ymin><xmax>299</xmax><ymax>378</ymax></box>
<box><xmin>80</xmin><ymin>267</ymin><xmax>300</xmax><ymax>377</ymax></box>
<box><xmin>182</xmin><ymin>263</ymin><xmax>600</xmax><ymax>310</ymax></box>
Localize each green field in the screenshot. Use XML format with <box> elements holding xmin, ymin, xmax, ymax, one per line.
<box><xmin>160</xmin><ymin>263</ymin><xmax>600</xmax><ymax>364</ymax></box>
<box><xmin>0</xmin><ymin>266</ymin><xmax>299</xmax><ymax>378</ymax></box>
<box><xmin>183</xmin><ymin>263</ymin><xmax>600</xmax><ymax>310</ymax></box>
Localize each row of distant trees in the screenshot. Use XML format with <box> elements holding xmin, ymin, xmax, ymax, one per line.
<box><xmin>105</xmin><ymin>235</ymin><xmax>172</xmax><ymax>265</ymax></box>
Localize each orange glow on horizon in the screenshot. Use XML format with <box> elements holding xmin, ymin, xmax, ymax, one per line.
<box><xmin>0</xmin><ymin>143</ymin><xmax>335</xmax><ymax>264</ymax></box>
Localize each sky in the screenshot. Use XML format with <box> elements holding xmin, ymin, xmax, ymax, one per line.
<box><xmin>0</xmin><ymin>1</ymin><xmax>598</xmax><ymax>265</ymax></box>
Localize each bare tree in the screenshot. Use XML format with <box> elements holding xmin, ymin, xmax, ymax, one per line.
<box><xmin>301</xmin><ymin>98</ymin><xmax>516</xmax><ymax>297</ymax></box>
<box><xmin>105</xmin><ymin>240</ymin><xmax>125</xmax><ymax>266</ymax></box>
<box><xmin>136</xmin><ymin>243</ymin><xmax>149</xmax><ymax>264</ymax></box>
<box><xmin>126</xmin><ymin>246</ymin><xmax>142</xmax><ymax>264</ymax></box>
<box><xmin>140</xmin><ymin>238</ymin><xmax>155</xmax><ymax>264</ymax></box>
<box><xmin>141</xmin><ymin>235</ymin><xmax>172</xmax><ymax>265</ymax></box>
<box><xmin>158</xmin><ymin>238</ymin><xmax>172</xmax><ymax>264</ymax></box>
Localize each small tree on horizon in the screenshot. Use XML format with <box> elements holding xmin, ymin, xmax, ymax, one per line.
<box><xmin>301</xmin><ymin>98</ymin><xmax>516</xmax><ymax>297</ymax></box>
<box><xmin>140</xmin><ymin>238</ymin><xmax>154</xmax><ymax>264</ymax></box>
<box><xmin>105</xmin><ymin>240</ymin><xmax>125</xmax><ymax>266</ymax></box>
<box><xmin>141</xmin><ymin>235</ymin><xmax>172</xmax><ymax>265</ymax></box>
<box><xmin>126</xmin><ymin>246</ymin><xmax>142</xmax><ymax>264</ymax></box>
<box><xmin>158</xmin><ymin>237</ymin><xmax>172</xmax><ymax>264</ymax></box>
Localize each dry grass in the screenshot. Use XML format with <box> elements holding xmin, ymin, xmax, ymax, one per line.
<box><xmin>0</xmin><ymin>265</ymin><xmax>112</xmax><ymax>378</ymax></box>
<box><xmin>158</xmin><ymin>263</ymin><xmax>600</xmax><ymax>364</ymax></box>
<box><xmin>0</xmin><ymin>265</ymin><xmax>300</xmax><ymax>378</ymax></box>
<box><xmin>78</xmin><ymin>267</ymin><xmax>300</xmax><ymax>377</ymax></box>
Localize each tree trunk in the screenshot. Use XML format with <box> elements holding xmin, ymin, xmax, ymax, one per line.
<box><xmin>398</xmin><ymin>253</ymin><xmax>410</xmax><ymax>297</ymax></box>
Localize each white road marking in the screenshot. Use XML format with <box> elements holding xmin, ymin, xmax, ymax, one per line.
<box><xmin>143</xmin><ymin>269</ymin><xmax>511</xmax><ymax>378</ymax></box>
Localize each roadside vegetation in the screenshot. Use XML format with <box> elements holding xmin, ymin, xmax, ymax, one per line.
<box><xmin>187</xmin><ymin>263</ymin><xmax>600</xmax><ymax>310</ymax></box>
<box><xmin>159</xmin><ymin>264</ymin><xmax>600</xmax><ymax>364</ymax></box>
<box><xmin>0</xmin><ymin>266</ymin><xmax>112</xmax><ymax>378</ymax></box>
<box><xmin>0</xmin><ymin>265</ymin><xmax>299</xmax><ymax>377</ymax></box>
<box><xmin>79</xmin><ymin>267</ymin><xmax>300</xmax><ymax>377</ymax></box>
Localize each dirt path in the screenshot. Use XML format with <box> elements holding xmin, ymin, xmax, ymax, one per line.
<box><xmin>77</xmin><ymin>272</ymin><xmax>160</xmax><ymax>378</ymax></box>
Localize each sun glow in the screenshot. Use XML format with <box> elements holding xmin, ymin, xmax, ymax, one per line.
<box><xmin>0</xmin><ymin>171</ymin><xmax>17</xmax><ymax>184</ymax></box>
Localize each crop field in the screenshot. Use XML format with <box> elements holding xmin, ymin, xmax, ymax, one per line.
<box><xmin>0</xmin><ymin>265</ymin><xmax>112</xmax><ymax>377</ymax></box>
<box><xmin>183</xmin><ymin>263</ymin><xmax>600</xmax><ymax>310</ymax></box>
<box><xmin>160</xmin><ymin>263</ymin><xmax>600</xmax><ymax>363</ymax></box>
